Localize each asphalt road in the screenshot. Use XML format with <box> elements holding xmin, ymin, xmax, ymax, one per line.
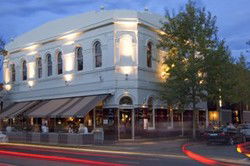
<box><xmin>0</xmin><ymin>144</ymin><xmax>202</xmax><ymax>166</ymax></box>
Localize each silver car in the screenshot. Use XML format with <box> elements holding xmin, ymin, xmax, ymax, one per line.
<box><xmin>238</xmin><ymin>124</ymin><xmax>250</xmax><ymax>141</ymax></box>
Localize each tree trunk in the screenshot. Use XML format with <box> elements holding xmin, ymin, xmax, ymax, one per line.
<box><xmin>181</xmin><ymin>112</ymin><xmax>184</xmax><ymax>136</ymax></box>
<box><xmin>192</xmin><ymin>102</ymin><xmax>197</xmax><ymax>139</ymax></box>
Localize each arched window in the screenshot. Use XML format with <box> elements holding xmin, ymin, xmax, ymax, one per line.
<box><xmin>94</xmin><ymin>41</ymin><xmax>102</xmax><ymax>68</ymax></box>
<box><xmin>36</xmin><ymin>57</ymin><xmax>42</xmax><ymax>79</ymax></box>
<box><xmin>47</xmin><ymin>54</ymin><xmax>52</xmax><ymax>77</ymax></box>
<box><xmin>76</xmin><ymin>47</ymin><xmax>83</xmax><ymax>71</ymax></box>
<box><xmin>57</xmin><ymin>52</ymin><xmax>63</xmax><ymax>75</ymax></box>
<box><xmin>147</xmin><ymin>42</ymin><xmax>152</xmax><ymax>68</ymax></box>
<box><xmin>11</xmin><ymin>64</ymin><xmax>16</xmax><ymax>82</ymax></box>
<box><xmin>22</xmin><ymin>60</ymin><xmax>27</xmax><ymax>81</ymax></box>
<box><xmin>119</xmin><ymin>96</ymin><xmax>133</xmax><ymax>105</ymax></box>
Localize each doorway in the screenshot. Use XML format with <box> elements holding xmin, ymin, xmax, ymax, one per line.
<box><xmin>118</xmin><ymin>109</ymin><xmax>135</xmax><ymax>140</ymax></box>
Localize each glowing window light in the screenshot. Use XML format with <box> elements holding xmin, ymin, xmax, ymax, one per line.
<box><xmin>64</xmin><ymin>53</ymin><xmax>74</xmax><ymax>72</ymax></box>
<box><xmin>4</xmin><ymin>67</ymin><xmax>10</xmax><ymax>84</ymax></box>
<box><xmin>119</xmin><ymin>34</ymin><xmax>133</xmax><ymax>57</ymax></box>
<box><xmin>28</xmin><ymin>62</ymin><xmax>36</xmax><ymax>79</ymax></box>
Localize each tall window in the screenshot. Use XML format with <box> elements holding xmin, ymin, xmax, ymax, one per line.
<box><xmin>147</xmin><ymin>42</ymin><xmax>152</xmax><ymax>68</ymax></box>
<box><xmin>11</xmin><ymin>64</ymin><xmax>16</xmax><ymax>82</ymax></box>
<box><xmin>22</xmin><ymin>60</ymin><xmax>27</xmax><ymax>81</ymax></box>
<box><xmin>94</xmin><ymin>41</ymin><xmax>102</xmax><ymax>68</ymax></box>
<box><xmin>57</xmin><ymin>52</ymin><xmax>63</xmax><ymax>75</ymax></box>
<box><xmin>76</xmin><ymin>47</ymin><xmax>83</xmax><ymax>71</ymax></box>
<box><xmin>36</xmin><ymin>57</ymin><xmax>42</xmax><ymax>79</ymax></box>
<box><xmin>47</xmin><ymin>54</ymin><xmax>52</xmax><ymax>77</ymax></box>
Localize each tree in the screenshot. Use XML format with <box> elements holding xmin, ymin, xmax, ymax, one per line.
<box><xmin>229</xmin><ymin>54</ymin><xmax>250</xmax><ymax>122</ymax></box>
<box><xmin>0</xmin><ymin>38</ymin><xmax>7</xmax><ymax>56</ymax></box>
<box><xmin>158</xmin><ymin>0</ymin><xmax>231</xmax><ymax>138</ymax></box>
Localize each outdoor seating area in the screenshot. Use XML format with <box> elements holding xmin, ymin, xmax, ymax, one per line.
<box><xmin>4</xmin><ymin>129</ymin><xmax>104</xmax><ymax>145</ymax></box>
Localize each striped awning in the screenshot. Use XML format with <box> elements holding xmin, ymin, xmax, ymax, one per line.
<box><xmin>27</xmin><ymin>94</ymin><xmax>109</xmax><ymax>118</ymax></box>
<box><xmin>0</xmin><ymin>101</ymin><xmax>39</xmax><ymax>118</ymax></box>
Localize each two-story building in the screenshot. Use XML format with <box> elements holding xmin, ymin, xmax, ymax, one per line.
<box><xmin>0</xmin><ymin>9</ymin><xmax>208</xmax><ymax>140</ymax></box>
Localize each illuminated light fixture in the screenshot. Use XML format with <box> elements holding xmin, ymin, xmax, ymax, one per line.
<box><xmin>64</xmin><ymin>41</ymin><xmax>75</xmax><ymax>46</ymax></box>
<box><xmin>24</xmin><ymin>44</ymin><xmax>39</xmax><ymax>51</ymax></box>
<box><xmin>120</xmin><ymin>66</ymin><xmax>133</xmax><ymax>75</ymax></box>
<box><xmin>64</xmin><ymin>74</ymin><xmax>73</xmax><ymax>85</ymax></box>
<box><xmin>59</xmin><ymin>32</ymin><xmax>80</xmax><ymax>41</ymax></box>
<box><xmin>4</xmin><ymin>84</ymin><xmax>12</xmax><ymax>91</ymax></box>
<box><xmin>27</xmin><ymin>51</ymin><xmax>37</xmax><ymax>56</ymax></box>
<box><xmin>28</xmin><ymin>80</ymin><xmax>35</xmax><ymax>88</ymax></box>
<box><xmin>115</xmin><ymin>21</ymin><xmax>138</xmax><ymax>29</ymax></box>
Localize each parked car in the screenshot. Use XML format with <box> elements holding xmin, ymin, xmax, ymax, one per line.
<box><xmin>238</xmin><ymin>123</ymin><xmax>250</xmax><ymax>141</ymax></box>
<box><xmin>0</xmin><ymin>131</ymin><xmax>8</xmax><ymax>143</ymax></box>
<box><xmin>204</xmin><ymin>126</ymin><xmax>245</xmax><ymax>145</ymax></box>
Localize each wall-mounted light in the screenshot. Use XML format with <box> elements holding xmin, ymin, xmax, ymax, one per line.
<box><xmin>59</xmin><ymin>32</ymin><xmax>81</xmax><ymax>41</ymax></box>
<box><xmin>28</xmin><ymin>80</ymin><xmax>35</xmax><ymax>88</ymax></box>
<box><xmin>120</xmin><ymin>66</ymin><xmax>133</xmax><ymax>75</ymax></box>
<box><xmin>64</xmin><ymin>41</ymin><xmax>75</xmax><ymax>46</ymax></box>
<box><xmin>4</xmin><ymin>84</ymin><xmax>12</xmax><ymax>91</ymax></box>
<box><xmin>23</xmin><ymin>44</ymin><xmax>39</xmax><ymax>51</ymax></box>
<box><xmin>64</xmin><ymin>74</ymin><xmax>73</xmax><ymax>85</ymax></box>
<box><xmin>27</xmin><ymin>51</ymin><xmax>37</xmax><ymax>56</ymax></box>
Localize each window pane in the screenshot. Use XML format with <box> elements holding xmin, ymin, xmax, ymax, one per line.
<box><xmin>94</xmin><ymin>41</ymin><xmax>102</xmax><ymax>68</ymax></box>
<box><xmin>37</xmin><ymin>57</ymin><xmax>42</xmax><ymax>78</ymax></box>
<box><xmin>47</xmin><ymin>54</ymin><xmax>52</xmax><ymax>76</ymax></box>
<box><xmin>77</xmin><ymin>47</ymin><xmax>83</xmax><ymax>71</ymax></box>
<box><xmin>11</xmin><ymin>64</ymin><xmax>15</xmax><ymax>82</ymax></box>
<box><xmin>147</xmin><ymin>42</ymin><xmax>152</xmax><ymax>68</ymax></box>
<box><xmin>57</xmin><ymin>52</ymin><xmax>63</xmax><ymax>75</ymax></box>
<box><xmin>22</xmin><ymin>61</ymin><xmax>27</xmax><ymax>80</ymax></box>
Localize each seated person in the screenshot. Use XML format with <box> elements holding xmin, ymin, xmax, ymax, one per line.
<box><xmin>78</xmin><ymin>123</ymin><xmax>88</xmax><ymax>134</ymax></box>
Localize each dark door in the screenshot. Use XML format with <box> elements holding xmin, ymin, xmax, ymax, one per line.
<box><xmin>119</xmin><ymin>109</ymin><xmax>132</xmax><ymax>139</ymax></box>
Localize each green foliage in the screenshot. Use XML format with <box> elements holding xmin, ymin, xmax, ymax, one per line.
<box><xmin>158</xmin><ymin>0</ymin><xmax>231</xmax><ymax>110</ymax></box>
<box><xmin>0</xmin><ymin>37</ymin><xmax>7</xmax><ymax>56</ymax></box>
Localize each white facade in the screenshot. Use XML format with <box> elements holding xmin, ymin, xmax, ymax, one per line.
<box><xmin>3</xmin><ymin>10</ymin><xmax>166</xmax><ymax>108</ymax></box>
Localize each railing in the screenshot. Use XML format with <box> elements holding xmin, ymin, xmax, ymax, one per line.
<box><xmin>5</xmin><ymin>130</ymin><xmax>104</xmax><ymax>145</ymax></box>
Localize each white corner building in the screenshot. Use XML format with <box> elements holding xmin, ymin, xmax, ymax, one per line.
<box><xmin>1</xmin><ymin>9</ymin><xmax>207</xmax><ymax>140</ymax></box>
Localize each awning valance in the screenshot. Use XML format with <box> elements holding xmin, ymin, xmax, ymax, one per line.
<box><xmin>27</xmin><ymin>94</ymin><xmax>109</xmax><ymax>118</ymax></box>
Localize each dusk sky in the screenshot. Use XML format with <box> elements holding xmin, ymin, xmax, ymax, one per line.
<box><xmin>0</xmin><ymin>0</ymin><xmax>250</xmax><ymax>81</ymax></box>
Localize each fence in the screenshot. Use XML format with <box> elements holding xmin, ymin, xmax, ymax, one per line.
<box><xmin>5</xmin><ymin>130</ymin><xmax>104</xmax><ymax>145</ymax></box>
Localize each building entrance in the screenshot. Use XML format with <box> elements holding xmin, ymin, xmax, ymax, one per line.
<box><xmin>118</xmin><ymin>109</ymin><xmax>134</xmax><ymax>139</ymax></box>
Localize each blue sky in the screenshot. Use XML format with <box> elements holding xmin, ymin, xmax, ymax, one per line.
<box><xmin>0</xmin><ymin>0</ymin><xmax>250</xmax><ymax>81</ymax></box>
